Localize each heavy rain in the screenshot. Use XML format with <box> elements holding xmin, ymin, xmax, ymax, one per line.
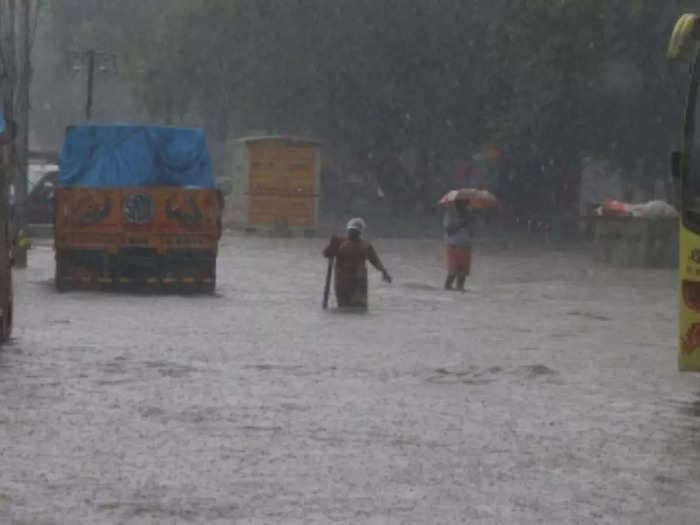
<box><xmin>0</xmin><ymin>1</ymin><xmax>698</xmax><ymax>524</ymax></box>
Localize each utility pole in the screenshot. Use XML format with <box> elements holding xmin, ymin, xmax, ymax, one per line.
<box><xmin>67</xmin><ymin>50</ymin><xmax>117</xmax><ymax>121</ymax></box>
<box><xmin>0</xmin><ymin>6</ymin><xmax>10</xmax><ymax>249</ymax></box>
<box><xmin>14</xmin><ymin>0</ymin><xmax>31</xmax><ymax>268</ymax></box>
<box><xmin>85</xmin><ymin>50</ymin><xmax>95</xmax><ymax>120</ymax></box>
<box><xmin>0</xmin><ymin>0</ymin><xmax>19</xmax><ymax>273</ymax></box>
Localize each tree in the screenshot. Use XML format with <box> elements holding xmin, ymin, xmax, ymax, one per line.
<box><xmin>46</xmin><ymin>0</ymin><xmax>700</xmax><ymax>203</ymax></box>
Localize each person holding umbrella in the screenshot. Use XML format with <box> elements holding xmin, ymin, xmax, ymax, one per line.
<box><xmin>439</xmin><ymin>189</ymin><xmax>498</xmax><ymax>291</ymax></box>
<box><xmin>443</xmin><ymin>200</ymin><xmax>474</xmax><ymax>291</ymax></box>
<box><xmin>323</xmin><ymin>218</ymin><xmax>392</xmax><ymax>311</ymax></box>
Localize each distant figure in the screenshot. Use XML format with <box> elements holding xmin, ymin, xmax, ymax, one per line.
<box><xmin>454</xmin><ymin>160</ymin><xmax>480</xmax><ymax>188</ymax></box>
<box><xmin>323</xmin><ymin>218</ymin><xmax>392</xmax><ymax>310</ymax></box>
<box><xmin>444</xmin><ymin>200</ymin><xmax>473</xmax><ymax>291</ymax></box>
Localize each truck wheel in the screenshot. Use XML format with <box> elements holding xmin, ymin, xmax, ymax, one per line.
<box><xmin>0</xmin><ymin>301</ymin><xmax>12</xmax><ymax>343</ymax></box>
<box><xmin>0</xmin><ymin>258</ymin><xmax>13</xmax><ymax>343</ymax></box>
<box><xmin>55</xmin><ymin>251</ymin><xmax>67</xmax><ymax>292</ymax></box>
<box><xmin>203</xmin><ymin>257</ymin><xmax>216</xmax><ymax>294</ymax></box>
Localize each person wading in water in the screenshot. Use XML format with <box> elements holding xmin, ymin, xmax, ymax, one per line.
<box><xmin>323</xmin><ymin>218</ymin><xmax>392</xmax><ymax>310</ymax></box>
<box><xmin>444</xmin><ymin>200</ymin><xmax>473</xmax><ymax>291</ymax></box>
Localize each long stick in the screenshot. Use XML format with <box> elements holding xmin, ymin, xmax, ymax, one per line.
<box><xmin>322</xmin><ymin>255</ymin><xmax>333</xmax><ymax>310</ymax></box>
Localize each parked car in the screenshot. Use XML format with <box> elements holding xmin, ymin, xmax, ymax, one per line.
<box><xmin>26</xmin><ymin>169</ymin><xmax>57</xmax><ymax>224</ymax></box>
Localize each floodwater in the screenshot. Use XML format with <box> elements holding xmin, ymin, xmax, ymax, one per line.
<box><xmin>0</xmin><ymin>235</ymin><xmax>697</xmax><ymax>524</ymax></box>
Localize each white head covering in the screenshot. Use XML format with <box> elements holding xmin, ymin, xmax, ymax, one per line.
<box><xmin>346</xmin><ymin>217</ymin><xmax>366</xmax><ymax>233</ymax></box>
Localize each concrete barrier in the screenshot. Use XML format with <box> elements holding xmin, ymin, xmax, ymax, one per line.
<box><xmin>593</xmin><ymin>216</ymin><xmax>678</xmax><ymax>267</ymax></box>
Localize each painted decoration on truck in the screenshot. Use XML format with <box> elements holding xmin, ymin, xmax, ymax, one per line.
<box><xmin>165</xmin><ymin>194</ymin><xmax>202</xmax><ymax>226</ymax></box>
<box><xmin>123</xmin><ymin>193</ymin><xmax>153</xmax><ymax>224</ymax></box>
<box><xmin>73</xmin><ymin>195</ymin><xmax>111</xmax><ymax>225</ymax></box>
<box><xmin>681</xmin><ymin>322</ymin><xmax>700</xmax><ymax>355</ymax></box>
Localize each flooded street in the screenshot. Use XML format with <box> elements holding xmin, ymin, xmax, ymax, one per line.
<box><xmin>0</xmin><ymin>235</ymin><xmax>697</xmax><ymax>524</ymax></box>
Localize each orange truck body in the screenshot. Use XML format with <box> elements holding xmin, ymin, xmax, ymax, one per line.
<box><xmin>54</xmin><ymin>187</ymin><xmax>221</xmax><ymax>291</ymax></box>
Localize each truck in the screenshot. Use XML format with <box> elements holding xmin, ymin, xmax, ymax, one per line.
<box><xmin>54</xmin><ymin>124</ymin><xmax>222</xmax><ymax>292</ymax></box>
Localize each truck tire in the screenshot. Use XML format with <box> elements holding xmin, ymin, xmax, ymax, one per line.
<box><xmin>0</xmin><ymin>240</ymin><xmax>13</xmax><ymax>343</ymax></box>
<box><xmin>55</xmin><ymin>250</ymin><xmax>67</xmax><ymax>292</ymax></box>
<box><xmin>0</xmin><ymin>274</ymin><xmax>12</xmax><ymax>342</ymax></box>
<box><xmin>203</xmin><ymin>257</ymin><xmax>216</xmax><ymax>294</ymax></box>
<box><xmin>0</xmin><ymin>300</ymin><xmax>12</xmax><ymax>343</ymax></box>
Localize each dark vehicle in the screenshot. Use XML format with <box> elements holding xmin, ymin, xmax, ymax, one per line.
<box><xmin>27</xmin><ymin>170</ymin><xmax>58</xmax><ymax>224</ymax></box>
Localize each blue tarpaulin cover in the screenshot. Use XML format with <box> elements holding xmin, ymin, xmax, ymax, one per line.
<box><xmin>58</xmin><ymin>124</ymin><xmax>215</xmax><ymax>188</ymax></box>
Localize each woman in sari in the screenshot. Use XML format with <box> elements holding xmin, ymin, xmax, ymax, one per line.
<box><xmin>323</xmin><ymin>218</ymin><xmax>392</xmax><ymax>310</ymax></box>
<box><xmin>444</xmin><ymin>200</ymin><xmax>473</xmax><ymax>291</ymax></box>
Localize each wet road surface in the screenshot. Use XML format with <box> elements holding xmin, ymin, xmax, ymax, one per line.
<box><xmin>0</xmin><ymin>236</ymin><xmax>698</xmax><ymax>524</ymax></box>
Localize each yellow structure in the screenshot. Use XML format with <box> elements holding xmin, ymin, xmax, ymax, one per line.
<box><xmin>669</xmin><ymin>14</ymin><xmax>700</xmax><ymax>370</ymax></box>
<box><xmin>226</xmin><ymin>136</ymin><xmax>321</xmax><ymax>233</ymax></box>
